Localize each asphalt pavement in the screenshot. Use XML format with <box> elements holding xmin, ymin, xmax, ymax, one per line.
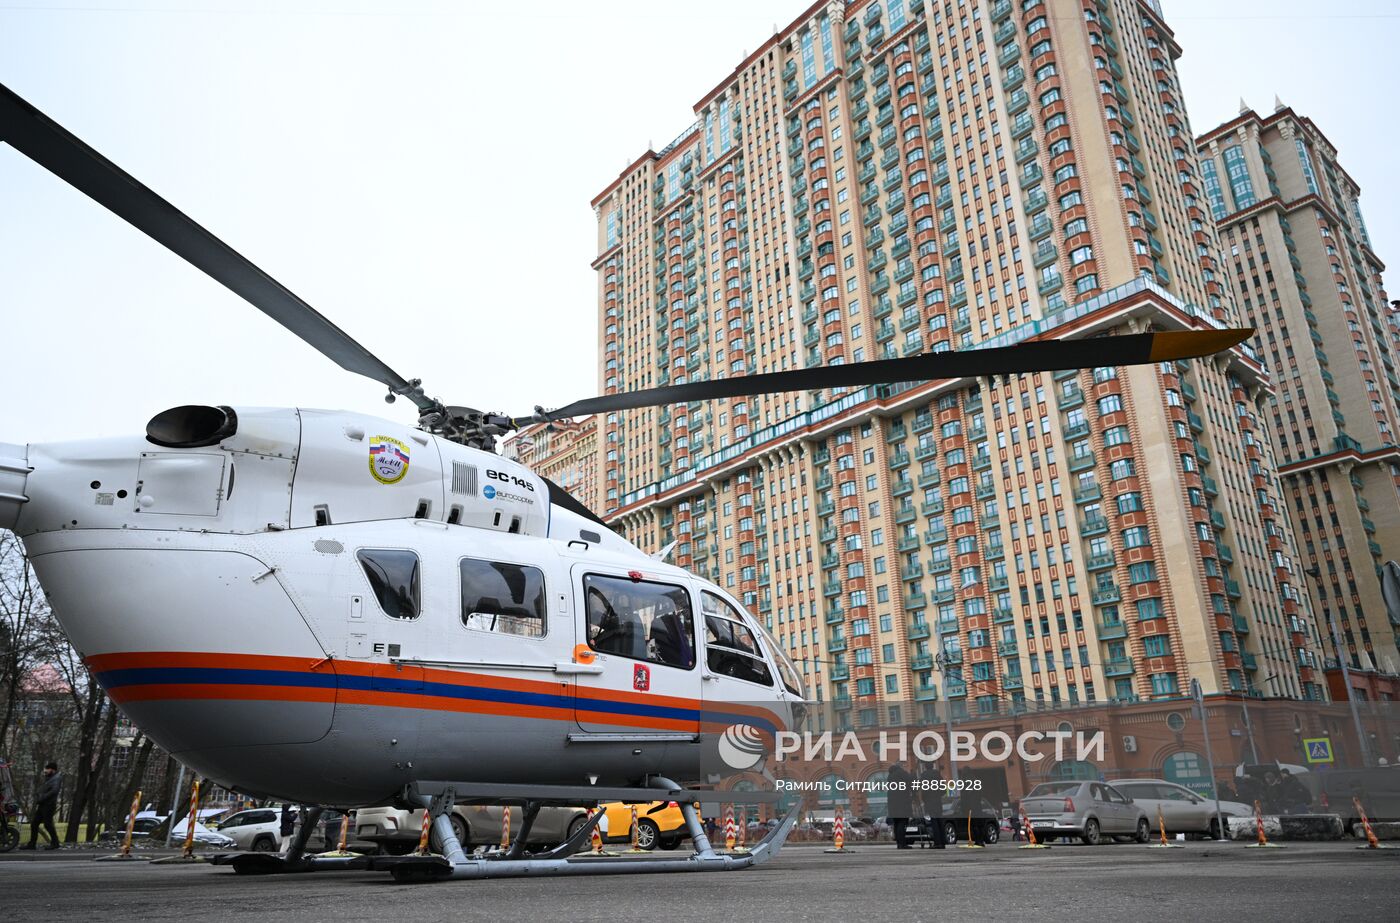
<box><xmin>3</xmin><ymin>841</ymin><xmax>1398</xmax><ymax>921</ymax></box>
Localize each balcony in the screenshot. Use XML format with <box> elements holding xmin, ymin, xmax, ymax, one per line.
<box><xmin>1068</xmin><ymin>451</ymin><xmax>1096</xmax><ymax>473</ymax></box>
<box><xmin>830</xmin><ymin>664</ymin><xmax>850</xmax><ymax>682</ymax></box>
<box><xmin>993</xmin><ymin>606</ymin><xmax>1015</xmax><ymax>624</ymax></box>
<box><xmin>997</xmin><ymin>639</ymin><xmax>1019</xmax><ymax>656</ymax></box>
<box><xmin>1073</xmin><ymin>485</ymin><xmax>1101</xmax><ymax>504</ymax></box>
<box><xmin>827</xmin><ymin>637</ymin><xmax>848</xmax><ymax>653</ymax></box>
<box><xmin>909</xmin><ymin>622</ymin><xmax>931</xmax><ymax>640</ymax></box>
<box><xmin>1081</xmin><ymin>516</ymin><xmax>1108</xmax><ymax>537</ymax></box>
<box><xmin>911</xmin><ymin>654</ymin><xmax>935</xmax><ymax>672</ymax></box>
<box><xmin>1057</xmin><ymin>387</ymin><xmax>1084</xmax><ymax>410</ymax></box>
<box><xmin>1003</xmin><ymin>674</ymin><xmax>1024</xmax><ymax>690</ymax></box>
<box><xmin>1091</xmin><ymin>584</ymin><xmax>1120</xmax><ymax>605</ymax></box>
<box><xmin>945</xmin><ymin>680</ymin><xmax>968</xmax><ymax>697</ymax></box>
<box><xmin>1104</xmin><ymin>657</ymin><xmax>1135</xmax><ymax>677</ymax></box>
<box><xmin>1097</xmin><ymin>619</ymin><xmax>1127</xmax><ymax>640</ymax></box>
<box><xmin>1087</xmin><ymin>552</ymin><xmax>1116</xmax><ymax>571</ymax></box>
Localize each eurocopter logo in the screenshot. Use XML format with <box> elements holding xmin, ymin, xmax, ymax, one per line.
<box><xmin>368</xmin><ymin>435</ymin><xmax>410</xmax><ymax>485</ymax></box>
<box><xmin>717</xmin><ymin>724</ymin><xmax>768</xmax><ymax>771</ymax></box>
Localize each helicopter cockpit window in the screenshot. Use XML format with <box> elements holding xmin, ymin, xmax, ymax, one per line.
<box><xmin>357</xmin><ymin>549</ymin><xmax>421</xmax><ymax>620</ymax></box>
<box><xmin>584</xmin><ymin>574</ymin><xmax>695</xmax><ymax>669</ymax></box>
<box><xmin>701</xmin><ymin>592</ymin><xmax>773</xmax><ymax>687</ymax></box>
<box><xmin>460</xmin><ymin>558</ymin><xmax>546</xmax><ymax>638</ymax></box>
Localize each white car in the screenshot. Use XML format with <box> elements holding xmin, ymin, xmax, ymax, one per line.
<box><xmin>1108</xmin><ymin>779</ymin><xmax>1252</xmax><ymax>838</ymax></box>
<box><xmin>215</xmin><ymin>807</ymin><xmax>286</xmax><ymax>851</ymax></box>
<box><xmin>132</xmin><ymin>811</ymin><xmax>236</xmax><ymax>849</ymax></box>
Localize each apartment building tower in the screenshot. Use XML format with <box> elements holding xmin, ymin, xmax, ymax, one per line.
<box><xmin>1196</xmin><ymin>104</ymin><xmax>1400</xmax><ymax>674</ymax></box>
<box><xmin>590</xmin><ymin>0</ymin><xmax>1328</xmax><ymax>728</ymax></box>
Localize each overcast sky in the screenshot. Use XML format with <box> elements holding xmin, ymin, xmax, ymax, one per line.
<box><xmin>2</xmin><ymin>0</ymin><xmax>1395</xmax><ymax>444</ymax></box>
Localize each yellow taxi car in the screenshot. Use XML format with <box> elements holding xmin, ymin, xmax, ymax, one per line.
<box><xmin>597</xmin><ymin>801</ymin><xmax>688</xmax><ymax>850</ymax></box>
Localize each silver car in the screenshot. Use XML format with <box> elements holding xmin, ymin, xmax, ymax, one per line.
<box><xmin>1108</xmin><ymin>779</ymin><xmax>1252</xmax><ymax>838</ymax></box>
<box><xmin>356</xmin><ymin>804</ymin><xmax>588</xmax><ymax>854</ymax></box>
<box><xmin>1022</xmin><ymin>781</ymin><xmax>1149</xmax><ymax>845</ymax></box>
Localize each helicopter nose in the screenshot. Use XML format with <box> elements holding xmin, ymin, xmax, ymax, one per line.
<box><xmin>0</xmin><ymin>442</ymin><xmax>29</xmax><ymax>531</ymax></box>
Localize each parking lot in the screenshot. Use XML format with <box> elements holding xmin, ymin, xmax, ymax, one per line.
<box><xmin>3</xmin><ymin>840</ymin><xmax>1398</xmax><ymax>921</ymax></box>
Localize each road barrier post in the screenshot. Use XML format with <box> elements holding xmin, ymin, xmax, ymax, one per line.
<box><xmin>1245</xmin><ymin>799</ymin><xmax>1285</xmax><ymax>849</ymax></box>
<box><xmin>957</xmin><ymin>811</ymin><xmax>984</xmax><ymax>849</ymax></box>
<box><xmin>151</xmin><ymin>780</ymin><xmax>206</xmax><ymax>864</ymax></box>
<box><xmin>97</xmin><ymin>790</ymin><xmax>146</xmax><ymax>862</ymax></box>
<box><xmin>413</xmin><ymin>808</ymin><xmax>433</xmax><ymax>856</ymax></box>
<box><xmin>1149</xmin><ymin>804</ymin><xmax>1183</xmax><ymax>849</ymax></box>
<box><xmin>624</xmin><ymin>805</ymin><xmax>647</xmax><ymax>854</ymax></box>
<box><xmin>1353</xmin><ymin>797</ymin><xmax>1389</xmax><ymax>850</ymax></box>
<box><xmin>1018</xmin><ymin>804</ymin><xmax>1050</xmax><ymax>850</ymax></box>
<box><xmin>824</xmin><ymin>804</ymin><xmax>852</xmax><ymax>854</ymax></box>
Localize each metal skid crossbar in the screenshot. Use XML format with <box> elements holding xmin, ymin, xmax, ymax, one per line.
<box><xmin>215</xmin><ymin>778</ymin><xmax>796</xmax><ymax>881</ymax></box>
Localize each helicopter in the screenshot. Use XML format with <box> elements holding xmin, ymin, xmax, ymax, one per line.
<box><xmin>0</xmin><ymin>83</ymin><xmax>1250</xmax><ymax>880</ymax></box>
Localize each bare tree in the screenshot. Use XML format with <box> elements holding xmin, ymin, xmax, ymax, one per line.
<box><xmin>0</xmin><ymin>532</ymin><xmax>49</xmax><ymax>756</ymax></box>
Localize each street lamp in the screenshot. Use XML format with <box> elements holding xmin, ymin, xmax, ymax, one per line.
<box><xmin>933</xmin><ymin>630</ymin><xmax>959</xmax><ymax>784</ymax></box>
<box><xmin>1239</xmin><ymin>672</ymin><xmax>1283</xmax><ymax>766</ymax></box>
<box><xmin>1305</xmin><ymin>566</ymin><xmax>1372</xmax><ymax>768</ymax></box>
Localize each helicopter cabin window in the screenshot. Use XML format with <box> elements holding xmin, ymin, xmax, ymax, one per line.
<box><xmin>584</xmin><ymin>574</ymin><xmax>695</xmax><ymax>669</ymax></box>
<box><xmin>459</xmin><ymin>558</ymin><xmax>547</xmax><ymax>638</ymax></box>
<box><xmin>701</xmin><ymin>592</ymin><xmax>773</xmax><ymax>687</ymax></box>
<box><xmin>357</xmin><ymin>549</ymin><xmax>421</xmax><ymax>620</ymax></box>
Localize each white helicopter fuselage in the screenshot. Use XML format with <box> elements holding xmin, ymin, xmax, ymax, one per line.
<box><xmin>2</xmin><ymin>407</ymin><xmax>801</xmax><ymax>806</ymax></box>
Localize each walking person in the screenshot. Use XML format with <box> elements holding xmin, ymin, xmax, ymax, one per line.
<box><xmin>887</xmin><ymin>758</ymin><xmax>914</xmax><ymax>849</ymax></box>
<box><xmin>20</xmin><ymin>761</ymin><xmax>62</xmax><ymax>850</ymax></box>
<box><xmin>278</xmin><ymin>803</ymin><xmax>295</xmax><ymax>850</ymax></box>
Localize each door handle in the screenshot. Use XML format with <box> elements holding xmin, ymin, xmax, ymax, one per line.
<box><xmin>702</xmin><ymin>672</ymin><xmax>720</xmax><ymax>682</ymax></box>
<box><xmin>554</xmin><ymin>662</ymin><xmax>604</xmax><ymax>675</ymax></box>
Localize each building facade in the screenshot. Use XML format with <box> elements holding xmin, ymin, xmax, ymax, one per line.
<box><xmin>1196</xmin><ymin>104</ymin><xmax>1400</xmax><ymax>676</ymax></box>
<box><xmin>590</xmin><ymin>0</ymin><xmax>1329</xmax><ymax>730</ymax></box>
<box><xmin>503</xmin><ymin>416</ymin><xmax>600</xmax><ymax>510</ymax></box>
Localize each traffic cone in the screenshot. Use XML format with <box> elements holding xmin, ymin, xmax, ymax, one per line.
<box><xmin>824</xmin><ymin>804</ymin><xmax>854</xmax><ymax>853</ymax></box>
<box><xmin>1353</xmin><ymin>797</ymin><xmax>1390</xmax><ymax>850</ymax></box>
<box><xmin>1245</xmin><ymin>799</ymin><xmax>1285</xmax><ymax>849</ymax></box>
<box><xmin>957</xmin><ymin>810</ymin><xmax>984</xmax><ymax>849</ymax></box>
<box><xmin>1018</xmin><ymin>805</ymin><xmax>1050</xmax><ymax>850</ymax></box>
<box><xmin>1148</xmin><ymin>804</ymin><xmax>1183</xmax><ymax>849</ymax></box>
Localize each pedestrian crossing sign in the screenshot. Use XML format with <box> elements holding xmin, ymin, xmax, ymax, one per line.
<box><xmin>1303</xmin><ymin>738</ymin><xmax>1334</xmax><ymax>764</ymax></box>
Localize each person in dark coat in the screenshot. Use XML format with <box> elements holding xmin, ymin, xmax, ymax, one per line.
<box><xmin>1277</xmin><ymin>770</ymin><xmax>1312</xmax><ymax>815</ymax></box>
<box><xmin>955</xmin><ymin>788</ymin><xmax>990</xmax><ymax>846</ymax></box>
<box><xmin>279</xmin><ymin>804</ymin><xmax>295</xmax><ymax>849</ymax></box>
<box><xmin>887</xmin><ymin>760</ymin><xmax>915</xmax><ymax>849</ymax></box>
<box><xmin>917</xmin><ymin>761</ymin><xmax>946</xmax><ymax>848</ymax></box>
<box><xmin>21</xmin><ymin>761</ymin><xmax>62</xmax><ymax>850</ymax></box>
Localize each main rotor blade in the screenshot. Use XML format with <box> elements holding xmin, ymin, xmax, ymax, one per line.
<box><xmin>0</xmin><ymin>83</ymin><xmax>436</xmax><ymax>414</ymax></box>
<box><xmin>533</xmin><ymin>328</ymin><xmax>1251</xmax><ymax>421</ymax></box>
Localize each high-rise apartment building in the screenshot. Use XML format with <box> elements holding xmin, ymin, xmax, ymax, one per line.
<box><xmin>590</xmin><ymin>0</ymin><xmax>1328</xmax><ymax>727</ymax></box>
<box><xmin>1196</xmin><ymin>104</ymin><xmax>1400</xmax><ymax>674</ymax></box>
<box><xmin>504</xmin><ymin>416</ymin><xmax>600</xmax><ymax>509</ymax></box>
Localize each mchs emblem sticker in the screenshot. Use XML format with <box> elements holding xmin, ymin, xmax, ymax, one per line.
<box><xmin>369</xmin><ymin>435</ymin><xmax>411</xmax><ymax>484</ymax></box>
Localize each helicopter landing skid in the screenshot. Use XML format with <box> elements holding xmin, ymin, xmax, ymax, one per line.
<box><xmin>382</xmin><ymin>800</ymin><xmax>800</xmax><ymax>883</ymax></box>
